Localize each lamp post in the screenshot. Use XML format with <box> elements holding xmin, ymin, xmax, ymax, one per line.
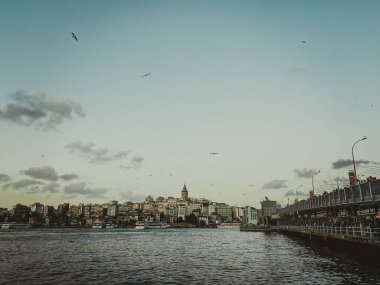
<box><xmin>311</xmin><ymin>170</ymin><xmax>320</xmax><ymax>196</ymax></box>
<box><xmin>352</xmin><ymin>136</ymin><xmax>367</xmax><ymax>185</ymax></box>
<box><xmin>352</xmin><ymin>136</ymin><xmax>367</xmax><ymax>202</ymax></box>
<box><xmin>296</xmin><ymin>184</ymin><xmax>303</xmax><ymax>201</ymax></box>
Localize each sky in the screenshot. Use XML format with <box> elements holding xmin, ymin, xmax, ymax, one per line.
<box><xmin>1</xmin><ymin>0</ymin><xmax>380</xmax><ymax>209</ymax></box>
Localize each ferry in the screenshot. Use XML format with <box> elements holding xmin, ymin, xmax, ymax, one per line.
<box><xmin>135</xmin><ymin>221</ymin><xmax>168</xmax><ymax>230</ymax></box>
<box><xmin>0</xmin><ymin>223</ymin><xmax>32</xmax><ymax>229</ymax></box>
<box><xmin>217</xmin><ymin>223</ymin><xmax>241</xmax><ymax>229</ymax></box>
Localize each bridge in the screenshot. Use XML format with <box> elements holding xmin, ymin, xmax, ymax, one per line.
<box><xmin>279</xmin><ymin>179</ymin><xmax>380</xmax><ymax>227</ymax></box>
<box><xmin>273</xmin><ymin>179</ymin><xmax>380</xmax><ymax>251</ymax></box>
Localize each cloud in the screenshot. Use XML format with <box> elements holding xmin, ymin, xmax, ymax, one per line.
<box><xmin>3</xmin><ymin>179</ymin><xmax>44</xmax><ymax>190</ymax></box>
<box><xmin>22</xmin><ymin>166</ymin><xmax>59</xmax><ymax>181</ymax></box>
<box><xmin>0</xmin><ymin>173</ymin><xmax>10</xmax><ymax>182</ymax></box>
<box><xmin>262</xmin><ymin>179</ymin><xmax>287</xmax><ymax>190</ymax></box>
<box><xmin>119</xmin><ymin>156</ymin><xmax>145</xmax><ymax>170</ymax></box>
<box><xmin>296</xmin><ymin>190</ymin><xmax>309</xmax><ymax>198</ymax></box>
<box><xmin>286</xmin><ymin>190</ymin><xmax>308</xmax><ymax>198</ymax></box>
<box><xmin>21</xmin><ymin>166</ymin><xmax>79</xmax><ymax>182</ymax></box>
<box><xmin>41</xmin><ymin>182</ymin><xmax>61</xmax><ymax>193</ymax></box>
<box><xmin>0</xmin><ymin>90</ymin><xmax>85</xmax><ymax>130</ymax></box>
<box><xmin>65</xmin><ymin>141</ymin><xmax>95</xmax><ymax>154</ymax></box>
<box><xmin>334</xmin><ymin>176</ymin><xmax>350</xmax><ymax>185</ymax></box>
<box><xmin>119</xmin><ymin>190</ymin><xmax>145</xmax><ymax>202</ymax></box>
<box><xmin>331</xmin><ymin>159</ymin><xmax>378</xmax><ymax>169</ymax></box>
<box><xmin>63</xmin><ymin>182</ymin><xmax>108</xmax><ymax>199</ymax></box>
<box><xmin>65</xmin><ymin>141</ymin><xmax>130</xmax><ymax>163</ymax></box>
<box><xmin>60</xmin><ymin>174</ymin><xmax>78</xmax><ymax>181</ymax></box>
<box><xmin>294</xmin><ymin>168</ymin><xmax>317</xmax><ymax>178</ymax></box>
<box><xmin>285</xmin><ymin>190</ymin><xmax>295</xmax><ymax>196</ymax></box>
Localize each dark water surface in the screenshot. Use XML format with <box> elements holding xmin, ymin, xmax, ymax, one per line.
<box><xmin>0</xmin><ymin>228</ymin><xmax>379</xmax><ymax>284</ymax></box>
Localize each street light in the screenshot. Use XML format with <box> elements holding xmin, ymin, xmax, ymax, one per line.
<box><xmin>352</xmin><ymin>136</ymin><xmax>367</xmax><ymax>185</ymax></box>
<box><xmin>311</xmin><ymin>170</ymin><xmax>320</xmax><ymax>196</ymax></box>
<box><xmin>296</xmin><ymin>184</ymin><xmax>303</xmax><ymax>201</ymax></box>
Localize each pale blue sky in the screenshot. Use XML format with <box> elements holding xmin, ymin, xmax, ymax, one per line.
<box><xmin>1</xmin><ymin>0</ymin><xmax>380</xmax><ymax>208</ymax></box>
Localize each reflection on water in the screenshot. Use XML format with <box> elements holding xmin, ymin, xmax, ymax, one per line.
<box><xmin>0</xmin><ymin>229</ymin><xmax>379</xmax><ymax>284</ymax></box>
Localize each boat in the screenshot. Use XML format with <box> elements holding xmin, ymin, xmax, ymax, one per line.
<box><xmin>105</xmin><ymin>224</ymin><xmax>116</xmax><ymax>229</ymax></box>
<box><xmin>92</xmin><ymin>223</ymin><xmax>103</xmax><ymax>229</ymax></box>
<box><xmin>217</xmin><ymin>223</ymin><xmax>241</xmax><ymax>229</ymax></box>
<box><xmin>135</xmin><ymin>221</ymin><xmax>168</xmax><ymax>229</ymax></box>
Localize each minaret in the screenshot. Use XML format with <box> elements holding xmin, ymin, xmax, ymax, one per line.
<box><xmin>181</xmin><ymin>184</ymin><xmax>188</xmax><ymax>201</ymax></box>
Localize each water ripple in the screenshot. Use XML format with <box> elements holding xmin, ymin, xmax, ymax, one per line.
<box><xmin>0</xmin><ymin>229</ymin><xmax>380</xmax><ymax>284</ymax></box>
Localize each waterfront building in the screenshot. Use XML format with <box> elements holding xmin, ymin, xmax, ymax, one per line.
<box><xmin>68</xmin><ymin>205</ymin><xmax>81</xmax><ymax>219</ymax></box>
<box><xmin>167</xmin><ymin>207</ymin><xmax>178</xmax><ymax>222</ymax></box>
<box><xmin>57</xmin><ymin>203</ymin><xmax>70</xmax><ymax>215</ymax></box>
<box><xmin>208</xmin><ymin>203</ymin><xmax>216</xmax><ymax>216</ymax></box>
<box><xmin>199</xmin><ymin>215</ymin><xmax>209</xmax><ymax>225</ymax></box>
<box><xmin>142</xmin><ymin>202</ymin><xmax>154</xmax><ymax>211</ymax></box>
<box><xmin>11</xmin><ymin>204</ymin><xmax>30</xmax><ymax>222</ymax></box>
<box><xmin>190</xmin><ymin>202</ymin><xmax>202</xmax><ymax>212</ymax></box>
<box><xmin>31</xmin><ymin>203</ymin><xmax>44</xmax><ymax>215</ymax></box>
<box><xmin>261</xmin><ymin>197</ymin><xmax>278</xmax><ymax>217</ymax></box>
<box><xmin>243</xmin><ymin>206</ymin><xmax>259</xmax><ymax>226</ymax></box>
<box><xmin>167</xmin><ymin>197</ymin><xmax>178</xmax><ymax>207</ymax></box>
<box><xmin>117</xmin><ymin>204</ymin><xmax>129</xmax><ymax>215</ymax></box>
<box><xmin>90</xmin><ymin>204</ymin><xmax>104</xmax><ymax>217</ymax></box>
<box><xmin>201</xmin><ymin>201</ymin><xmax>209</xmax><ymax>216</ymax></box>
<box><xmin>83</xmin><ymin>204</ymin><xmax>91</xmax><ymax>217</ymax></box>
<box><xmin>132</xmin><ymin>203</ymin><xmax>141</xmax><ymax>210</ymax></box>
<box><xmin>0</xmin><ymin>208</ymin><xmax>7</xmax><ymax>222</ymax></box>
<box><xmin>107</xmin><ymin>201</ymin><xmax>118</xmax><ymax>217</ymax></box>
<box><xmin>43</xmin><ymin>206</ymin><xmax>54</xmax><ymax>217</ymax></box>
<box><xmin>233</xmin><ymin>207</ymin><xmax>244</xmax><ymax>222</ymax></box>
<box><xmin>216</xmin><ymin>204</ymin><xmax>233</xmax><ymax>222</ymax></box>
<box><xmin>177</xmin><ymin>203</ymin><xmax>187</xmax><ymax>221</ymax></box>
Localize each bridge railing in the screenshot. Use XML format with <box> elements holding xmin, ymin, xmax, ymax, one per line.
<box><xmin>280</xmin><ymin>179</ymin><xmax>380</xmax><ymax>215</ymax></box>
<box><xmin>277</xmin><ymin>225</ymin><xmax>380</xmax><ymax>240</ymax></box>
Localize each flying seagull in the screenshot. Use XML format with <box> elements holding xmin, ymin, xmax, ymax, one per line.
<box><xmin>209</xmin><ymin>152</ymin><xmax>219</xmax><ymax>155</ymax></box>
<box><xmin>142</xmin><ymin>73</ymin><xmax>151</xmax><ymax>77</ymax></box>
<box><xmin>41</xmin><ymin>154</ymin><xmax>45</xmax><ymax>158</ymax></box>
<box><xmin>301</xmin><ymin>41</ymin><xmax>307</xmax><ymax>43</ymax></box>
<box><xmin>249</xmin><ymin>185</ymin><xmax>254</xmax><ymax>187</ymax></box>
<box><xmin>71</xmin><ymin>32</ymin><xmax>78</xmax><ymax>42</ymax></box>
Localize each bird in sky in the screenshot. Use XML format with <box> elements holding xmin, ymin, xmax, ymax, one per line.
<box><xmin>370</xmin><ymin>104</ymin><xmax>374</xmax><ymax>107</ymax></box>
<box><xmin>169</xmin><ymin>173</ymin><xmax>174</xmax><ymax>176</ymax></box>
<box><xmin>249</xmin><ymin>185</ymin><xmax>254</xmax><ymax>187</ymax></box>
<box><xmin>71</xmin><ymin>32</ymin><xmax>78</xmax><ymax>42</ymax></box>
<box><xmin>41</xmin><ymin>154</ymin><xmax>45</xmax><ymax>158</ymax></box>
<box><xmin>209</xmin><ymin>152</ymin><xmax>219</xmax><ymax>155</ymax></box>
<box><xmin>301</xmin><ymin>40</ymin><xmax>307</xmax><ymax>43</ymax></box>
<box><xmin>149</xmin><ymin>174</ymin><xmax>152</xmax><ymax>176</ymax></box>
<box><xmin>142</xmin><ymin>73</ymin><xmax>151</xmax><ymax>77</ymax></box>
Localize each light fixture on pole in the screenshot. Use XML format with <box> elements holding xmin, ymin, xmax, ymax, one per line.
<box><xmin>296</xmin><ymin>184</ymin><xmax>303</xmax><ymax>201</ymax></box>
<box><xmin>311</xmin><ymin>170</ymin><xmax>320</xmax><ymax>196</ymax></box>
<box><xmin>352</xmin><ymin>136</ymin><xmax>367</xmax><ymax>185</ymax></box>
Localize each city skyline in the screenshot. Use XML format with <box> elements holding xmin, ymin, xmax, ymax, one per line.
<box><xmin>1</xmin><ymin>1</ymin><xmax>380</xmax><ymax>209</ymax></box>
